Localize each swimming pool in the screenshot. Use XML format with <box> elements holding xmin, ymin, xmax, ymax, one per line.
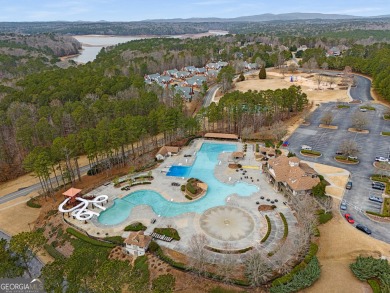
<box><xmin>98</xmin><ymin>142</ymin><xmax>258</xmax><ymax>225</ymax></box>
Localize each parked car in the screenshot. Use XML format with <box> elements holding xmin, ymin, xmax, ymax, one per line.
<box><xmin>335</xmin><ymin>151</ymin><xmax>344</xmax><ymax>155</ymax></box>
<box><xmin>375</xmin><ymin>156</ymin><xmax>388</xmax><ymax>162</ymax></box>
<box><xmin>368</xmin><ymin>195</ymin><xmax>383</xmax><ymax>203</ymax></box>
<box><xmin>344</xmin><ymin>213</ymin><xmax>355</xmax><ymax>224</ymax></box>
<box><xmin>340</xmin><ymin>200</ymin><xmax>347</xmax><ymax>210</ymax></box>
<box><xmin>356</xmin><ymin>224</ymin><xmax>372</xmax><ymax>234</ymax></box>
<box><xmin>301</xmin><ymin>145</ymin><xmax>312</xmax><ymax>151</ymax></box>
<box><xmin>348</xmin><ymin>155</ymin><xmax>358</xmax><ymax>160</ymax></box>
<box><xmin>360</xmin><ymin>108</ymin><xmax>367</xmax><ymax>112</ymax></box>
<box><xmin>346</xmin><ymin>181</ymin><xmax>352</xmax><ymax>190</ymax></box>
<box><xmin>372</xmin><ymin>182</ymin><xmax>385</xmax><ymax>191</ymax></box>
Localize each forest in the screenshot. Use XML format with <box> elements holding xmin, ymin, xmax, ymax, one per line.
<box><xmin>1</xmin><ymin>29</ymin><xmax>390</xmax><ymax>185</ymax></box>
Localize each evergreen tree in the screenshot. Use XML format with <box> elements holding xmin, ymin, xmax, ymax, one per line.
<box><xmin>259</xmin><ymin>66</ymin><xmax>267</xmax><ymax>79</ymax></box>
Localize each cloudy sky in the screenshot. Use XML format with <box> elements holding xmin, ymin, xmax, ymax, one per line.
<box><xmin>0</xmin><ymin>0</ymin><xmax>389</xmax><ymax>21</ymax></box>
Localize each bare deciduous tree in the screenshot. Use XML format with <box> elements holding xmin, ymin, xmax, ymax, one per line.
<box><xmin>320</xmin><ymin>111</ymin><xmax>334</xmax><ymax>125</ymax></box>
<box><xmin>321</xmin><ymin>62</ymin><xmax>329</xmax><ymax>70</ymax></box>
<box><xmin>187</xmin><ymin>234</ymin><xmax>210</xmax><ymax>276</ymax></box>
<box><xmin>315</xmin><ymin>74</ymin><xmax>324</xmax><ymax>90</ymax></box>
<box><xmin>288</xmin><ymin>63</ymin><xmax>298</xmax><ymax>73</ymax></box>
<box><xmin>271</xmin><ymin>121</ymin><xmax>288</xmax><ymax>143</ymax></box>
<box><xmin>327</xmin><ymin>75</ymin><xmax>336</xmax><ymax>89</ymax></box>
<box><xmin>339</xmin><ymin>139</ymin><xmax>359</xmax><ymax>158</ymax></box>
<box><xmin>215</xmin><ymin>244</ymin><xmax>238</xmax><ymax>284</ymax></box>
<box><xmin>244</xmin><ymin>248</ymin><xmax>272</xmax><ymax>286</ymax></box>
<box><xmin>351</xmin><ymin>110</ymin><xmax>369</xmax><ymax>131</ymax></box>
<box><xmin>315</xmin><ymin>195</ymin><xmax>333</xmax><ymax>214</ymax></box>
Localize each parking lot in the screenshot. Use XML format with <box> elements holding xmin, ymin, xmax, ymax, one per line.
<box><xmin>286</xmin><ymin>75</ymin><xmax>390</xmax><ymax>243</ymax></box>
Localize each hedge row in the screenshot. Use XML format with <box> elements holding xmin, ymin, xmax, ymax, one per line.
<box><xmin>27</xmin><ymin>198</ymin><xmax>41</xmax><ymax>208</ymax></box>
<box><xmin>124</xmin><ymin>222</ymin><xmax>147</xmax><ymax>231</ymax></box>
<box><xmin>261</xmin><ymin>215</ymin><xmax>271</xmax><ymax>243</ymax></box>
<box><xmin>370</xmin><ymin>175</ymin><xmax>389</xmax><ymax>183</ymax></box>
<box><xmin>44</xmin><ymin>244</ymin><xmax>65</xmax><ymax>260</ymax></box>
<box><xmin>279</xmin><ymin>213</ymin><xmax>288</xmax><ymax>239</ymax></box>
<box><xmin>131</xmin><ymin>181</ymin><xmax>152</xmax><ymax>187</ymax></box>
<box><xmin>270</xmin><ymin>257</ymin><xmax>321</xmax><ymax>293</ymax></box>
<box><xmin>66</xmin><ymin>228</ymin><xmax>115</xmax><ymax>248</ymax></box>
<box><xmin>304</xmin><ymin>243</ymin><xmax>319</xmax><ymax>264</ymax></box>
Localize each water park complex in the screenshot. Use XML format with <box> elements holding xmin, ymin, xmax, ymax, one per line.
<box><xmin>58</xmin><ymin>137</ymin><xmax>313</xmax><ymax>260</ymax></box>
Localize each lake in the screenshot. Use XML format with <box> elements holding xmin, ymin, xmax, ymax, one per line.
<box><xmin>71</xmin><ymin>31</ymin><xmax>229</xmax><ymax>63</ymax></box>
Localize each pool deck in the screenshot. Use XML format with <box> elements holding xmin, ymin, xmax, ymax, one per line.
<box><xmin>64</xmin><ymin>139</ymin><xmax>299</xmax><ymax>262</ymax></box>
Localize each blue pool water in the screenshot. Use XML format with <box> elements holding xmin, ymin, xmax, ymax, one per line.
<box><xmin>98</xmin><ymin>142</ymin><xmax>258</xmax><ymax>225</ymax></box>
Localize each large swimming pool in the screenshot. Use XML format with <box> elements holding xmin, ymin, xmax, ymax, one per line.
<box><xmin>98</xmin><ymin>142</ymin><xmax>258</xmax><ymax>225</ymax></box>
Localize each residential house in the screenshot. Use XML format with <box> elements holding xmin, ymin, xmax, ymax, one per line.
<box><xmin>195</xmin><ymin>67</ymin><xmax>206</xmax><ymax>75</ymax></box>
<box><xmin>184</xmin><ymin>66</ymin><xmax>197</xmax><ymax>73</ymax></box>
<box><xmin>173</xmin><ymin>71</ymin><xmax>191</xmax><ymax>79</ymax></box>
<box><xmin>205</xmin><ymin>61</ymin><xmax>228</xmax><ymax>70</ymax></box>
<box><xmin>246</xmin><ymin>63</ymin><xmax>259</xmax><ymax>70</ymax></box>
<box><xmin>297</xmin><ymin>45</ymin><xmax>308</xmax><ymax>52</ymax></box>
<box><xmin>164</xmin><ymin>69</ymin><xmax>179</xmax><ymax>77</ymax></box>
<box><xmin>124</xmin><ymin>231</ymin><xmax>152</xmax><ymax>257</ymax></box>
<box><xmin>184</xmin><ymin>76</ymin><xmax>207</xmax><ymax>87</ymax></box>
<box><xmin>217</xmin><ymin>61</ymin><xmax>228</xmax><ymax>68</ymax></box>
<box><xmin>157</xmin><ymin>75</ymin><xmax>173</xmax><ymax>84</ymax></box>
<box><xmin>326</xmin><ymin>47</ymin><xmax>341</xmax><ymax>57</ymax></box>
<box><xmin>144</xmin><ymin>73</ymin><xmax>160</xmax><ymax>82</ymax></box>
<box><xmin>205</xmin><ymin>69</ymin><xmax>219</xmax><ymax>79</ymax></box>
<box><xmin>156</xmin><ymin>146</ymin><xmax>181</xmax><ymax>161</ymax></box>
<box><xmin>175</xmin><ymin>86</ymin><xmax>194</xmax><ymax>101</ymax></box>
<box><xmin>264</xmin><ymin>155</ymin><xmax>320</xmax><ymax>196</ymax></box>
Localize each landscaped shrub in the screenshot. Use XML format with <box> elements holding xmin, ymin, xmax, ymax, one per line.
<box><xmin>180</xmin><ymin>185</ymin><xmax>185</xmax><ymax>191</ymax></box>
<box><xmin>335</xmin><ymin>155</ymin><xmax>358</xmax><ymax>162</ymax></box>
<box><xmin>317</xmin><ymin>210</ymin><xmax>333</xmax><ymax>224</ymax></box>
<box><xmin>287</xmin><ymin>152</ymin><xmax>296</xmax><ymax>157</ymax></box>
<box><xmin>124</xmin><ymin>222</ymin><xmax>147</xmax><ymax>231</ymax></box>
<box><xmin>44</xmin><ymin>244</ymin><xmax>65</xmax><ymax>260</ymax></box>
<box><xmin>270</xmin><ymin>257</ymin><xmax>321</xmax><ymax>293</ymax></box>
<box><xmin>256</xmin><ymin>144</ymin><xmax>259</xmax><ymax>152</ymax></box>
<box><xmin>152</xmin><ymin>274</ymin><xmax>175</xmax><ymax>293</ymax></box>
<box><xmin>301</xmin><ymin>149</ymin><xmax>321</xmax><ymax>156</ymax></box>
<box><xmin>261</xmin><ymin>215</ymin><xmax>271</xmax><ymax>243</ymax></box>
<box><xmin>279</xmin><ymin>213</ymin><xmax>288</xmax><ymax>238</ymax></box>
<box><xmin>368</xmin><ymin>279</ymin><xmax>381</xmax><ymax>293</ymax></box>
<box><xmin>265</xmin><ymin>140</ymin><xmax>274</xmax><ymax>148</ymax></box>
<box><xmin>154</xmin><ymin>228</ymin><xmax>180</xmax><ymax>241</ymax></box>
<box><xmin>366</xmin><ymin>211</ymin><xmax>390</xmax><ymax>217</ymax></box>
<box><xmin>350</xmin><ymin>256</ymin><xmax>390</xmax><ymax>282</ymax></box>
<box><xmin>382</xmin><ymin>131</ymin><xmax>390</xmax><ymax>136</ymax></box>
<box><xmin>148</xmin><ymin>240</ymin><xmax>160</xmax><ymax>252</ymax></box>
<box><xmin>185</xmin><ymin>195</ymin><xmax>193</xmax><ymax>200</ymax></box>
<box><xmin>186</xmin><ymin>182</ymin><xmax>196</xmax><ymax>194</ymax></box>
<box><xmin>360</xmin><ymin>105</ymin><xmax>376</xmax><ymax>111</ymax></box>
<box><xmin>271</xmin><ymin>261</ymin><xmax>307</xmax><ymax>286</ymax></box>
<box><xmin>27</xmin><ymin>198</ymin><xmax>41</xmax><ymax>208</ymax></box>
<box><xmin>370</xmin><ymin>175</ymin><xmax>389</xmax><ymax>183</ymax></box>
<box><xmin>66</xmin><ymin>228</ymin><xmax>115</xmax><ymax>248</ymax></box>
<box><xmin>337</xmin><ymin>104</ymin><xmax>350</xmax><ymax>109</ymax></box>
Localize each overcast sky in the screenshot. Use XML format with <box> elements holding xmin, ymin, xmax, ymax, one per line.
<box><xmin>0</xmin><ymin>0</ymin><xmax>389</xmax><ymax>21</ymax></box>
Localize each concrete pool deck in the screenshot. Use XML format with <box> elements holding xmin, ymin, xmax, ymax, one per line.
<box><xmin>63</xmin><ymin>139</ymin><xmax>299</xmax><ymax>261</ymax></box>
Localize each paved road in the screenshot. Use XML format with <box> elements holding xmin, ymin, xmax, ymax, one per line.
<box><xmin>203</xmin><ymin>84</ymin><xmax>220</xmax><ymax>107</ymax></box>
<box><xmin>286</xmin><ymin>75</ymin><xmax>390</xmax><ymax>243</ymax></box>
<box><xmin>0</xmin><ymin>230</ymin><xmax>44</xmax><ymax>278</ymax></box>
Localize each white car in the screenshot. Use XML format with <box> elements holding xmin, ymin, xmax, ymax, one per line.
<box><xmin>348</xmin><ymin>155</ymin><xmax>358</xmax><ymax>160</ymax></box>
<box><xmin>375</xmin><ymin>156</ymin><xmax>388</xmax><ymax>162</ymax></box>
<box><xmin>301</xmin><ymin>145</ymin><xmax>312</xmax><ymax>151</ymax></box>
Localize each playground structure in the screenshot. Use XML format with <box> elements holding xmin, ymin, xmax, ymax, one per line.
<box><xmin>58</xmin><ymin>195</ymin><xmax>108</xmax><ymax>221</ymax></box>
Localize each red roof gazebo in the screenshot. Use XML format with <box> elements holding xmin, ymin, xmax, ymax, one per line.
<box><xmin>63</xmin><ymin>188</ymin><xmax>82</xmax><ymax>203</ymax></box>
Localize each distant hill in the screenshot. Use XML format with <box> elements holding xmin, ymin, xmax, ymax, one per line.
<box><xmin>144</xmin><ymin>12</ymin><xmax>362</xmax><ymax>23</ymax></box>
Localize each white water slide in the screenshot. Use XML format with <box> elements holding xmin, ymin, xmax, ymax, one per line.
<box><xmin>58</xmin><ymin>195</ymin><xmax>108</xmax><ymax>221</ymax></box>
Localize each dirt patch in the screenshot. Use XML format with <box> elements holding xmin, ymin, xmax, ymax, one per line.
<box><xmin>319</xmin><ymin>124</ymin><xmax>338</xmax><ymax>129</ymax></box>
<box><xmin>228</xmin><ymin>164</ymin><xmax>241</xmax><ymax>169</ymax></box>
<box><xmin>258</xmin><ymin>205</ymin><xmax>276</xmax><ymax>211</ymax></box>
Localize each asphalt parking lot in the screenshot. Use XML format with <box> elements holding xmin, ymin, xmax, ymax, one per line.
<box><xmin>286</xmin><ymin>75</ymin><xmax>390</xmax><ymax>243</ymax></box>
